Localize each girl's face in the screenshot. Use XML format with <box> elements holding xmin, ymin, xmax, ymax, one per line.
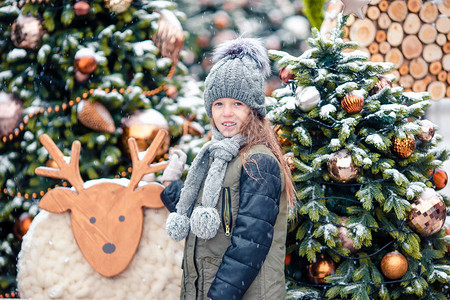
<box><xmin>211</xmin><ymin>98</ymin><xmax>251</xmax><ymax>137</ymax></box>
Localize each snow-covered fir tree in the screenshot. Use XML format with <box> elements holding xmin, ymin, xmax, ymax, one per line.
<box><xmin>0</xmin><ymin>0</ymin><xmax>209</xmax><ymax>294</ymax></box>
<box><xmin>269</xmin><ymin>13</ymin><xmax>450</xmax><ymax>300</ymax></box>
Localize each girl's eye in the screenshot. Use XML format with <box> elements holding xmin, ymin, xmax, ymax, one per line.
<box><xmin>214</xmin><ymin>102</ymin><xmax>222</xmax><ymax>106</ymax></box>
<box><xmin>234</xmin><ymin>102</ymin><xmax>243</xmax><ymax>106</ymax></box>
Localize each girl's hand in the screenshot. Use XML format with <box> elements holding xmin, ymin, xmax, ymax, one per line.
<box><xmin>161</xmin><ymin>149</ymin><xmax>187</xmax><ymax>185</ymax></box>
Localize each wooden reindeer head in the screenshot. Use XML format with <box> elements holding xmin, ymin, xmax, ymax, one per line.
<box><xmin>35</xmin><ymin>131</ymin><xmax>169</xmax><ymax>277</ymax></box>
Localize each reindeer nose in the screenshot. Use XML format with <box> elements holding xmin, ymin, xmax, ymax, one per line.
<box><xmin>103</xmin><ymin>243</ymin><xmax>116</xmax><ymax>254</ymax></box>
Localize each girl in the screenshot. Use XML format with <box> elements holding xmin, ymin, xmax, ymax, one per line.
<box><xmin>160</xmin><ymin>38</ymin><xmax>295</xmax><ymax>300</ymax></box>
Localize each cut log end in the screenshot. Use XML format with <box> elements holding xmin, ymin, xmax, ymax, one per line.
<box><xmin>427</xmin><ymin>81</ymin><xmax>446</xmax><ymax>100</ymax></box>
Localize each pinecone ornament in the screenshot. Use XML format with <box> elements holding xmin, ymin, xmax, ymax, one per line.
<box><xmin>77</xmin><ymin>100</ymin><xmax>115</xmax><ymax>133</ymax></box>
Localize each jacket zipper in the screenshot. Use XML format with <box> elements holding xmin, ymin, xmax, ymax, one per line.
<box><xmin>222</xmin><ymin>187</ymin><xmax>232</xmax><ymax>236</ymax></box>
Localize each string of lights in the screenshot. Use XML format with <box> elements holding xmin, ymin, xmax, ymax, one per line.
<box><xmin>0</xmin><ymin>64</ymin><xmax>176</xmax><ymax>144</ymax></box>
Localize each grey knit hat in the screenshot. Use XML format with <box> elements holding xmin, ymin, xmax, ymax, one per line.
<box><xmin>204</xmin><ymin>37</ymin><xmax>271</xmax><ymax>118</ymax></box>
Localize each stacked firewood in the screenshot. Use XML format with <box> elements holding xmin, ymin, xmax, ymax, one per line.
<box><xmin>322</xmin><ymin>0</ymin><xmax>450</xmax><ymax>100</ymax></box>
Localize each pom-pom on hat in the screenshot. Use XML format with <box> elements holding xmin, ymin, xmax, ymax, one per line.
<box><xmin>204</xmin><ymin>37</ymin><xmax>271</xmax><ymax>118</ymax></box>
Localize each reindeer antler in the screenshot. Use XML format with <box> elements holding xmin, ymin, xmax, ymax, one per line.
<box><xmin>128</xmin><ymin>130</ymin><xmax>169</xmax><ymax>190</ymax></box>
<box><xmin>35</xmin><ymin>134</ymin><xmax>85</xmax><ymax>193</ymax></box>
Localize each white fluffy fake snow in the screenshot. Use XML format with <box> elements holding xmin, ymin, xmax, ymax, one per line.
<box><xmin>17</xmin><ymin>178</ymin><xmax>184</xmax><ymax>299</ymax></box>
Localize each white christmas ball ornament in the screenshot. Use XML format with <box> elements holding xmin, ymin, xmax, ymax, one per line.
<box><xmin>295</xmin><ymin>86</ymin><xmax>321</xmax><ymax>112</ymax></box>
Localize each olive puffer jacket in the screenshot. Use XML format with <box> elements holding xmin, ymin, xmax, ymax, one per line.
<box><xmin>161</xmin><ymin>145</ymin><xmax>287</xmax><ymax>299</ymax></box>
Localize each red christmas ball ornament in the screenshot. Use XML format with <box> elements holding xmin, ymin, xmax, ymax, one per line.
<box><xmin>285</xmin><ymin>253</ymin><xmax>292</xmax><ymax>265</ymax></box>
<box><xmin>74</xmin><ymin>1</ymin><xmax>90</xmax><ymax>16</ymax></box>
<box><xmin>278</xmin><ymin>66</ymin><xmax>295</xmax><ymax>84</ymax></box>
<box><xmin>430</xmin><ymin>169</ymin><xmax>448</xmax><ymax>191</ymax></box>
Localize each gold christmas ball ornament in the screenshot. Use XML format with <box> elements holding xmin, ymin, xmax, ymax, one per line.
<box><xmin>0</xmin><ymin>92</ymin><xmax>23</xmax><ymax>137</ymax></box>
<box><xmin>45</xmin><ymin>158</ymin><xmax>59</xmax><ymax>169</ymax></box>
<box><xmin>416</xmin><ymin>119</ymin><xmax>435</xmax><ymax>142</ymax></box>
<box><xmin>121</xmin><ymin>109</ymin><xmax>170</xmax><ymax>160</ymax></box>
<box><xmin>380</xmin><ymin>251</ymin><xmax>408</xmax><ymax>280</ymax></box>
<box><xmin>77</xmin><ymin>100</ymin><xmax>115</xmax><ymax>133</ymax></box>
<box><xmin>430</xmin><ymin>169</ymin><xmax>448</xmax><ymax>191</ymax></box>
<box><xmin>369</xmin><ymin>75</ymin><xmax>392</xmax><ymax>96</ymax></box>
<box><xmin>74</xmin><ymin>48</ymin><xmax>97</xmax><ymax>75</ymax></box>
<box><xmin>274</xmin><ymin>125</ymin><xmax>293</xmax><ymax>147</ymax></box>
<box><xmin>153</xmin><ymin>9</ymin><xmax>185</xmax><ymax>62</ymax></box>
<box><xmin>391</xmin><ymin>134</ymin><xmax>415</xmax><ymax>158</ymax></box>
<box><xmin>278</xmin><ymin>66</ymin><xmax>295</xmax><ymax>84</ymax></box>
<box><xmin>105</xmin><ymin>0</ymin><xmax>132</xmax><ymax>14</ymax></box>
<box><xmin>11</xmin><ymin>15</ymin><xmax>45</xmax><ymax>50</ymax></box>
<box><xmin>74</xmin><ymin>1</ymin><xmax>90</xmax><ymax>16</ymax></box>
<box><xmin>408</xmin><ymin>188</ymin><xmax>446</xmax><ymax>236</ymax></box>
<box><xmin>307</xmin><ymin>255</ymin><xmax>336</xmax><ymax>284</ymax></box>
<box><xmin>341</xmin><ymin>93</ymin><xmax>364</xmax><ymax>114</ymax></box>
<box><xmin>327</xmin><ymin>149</ymin><xmax>359</xmax><ymax>183</ymax></box>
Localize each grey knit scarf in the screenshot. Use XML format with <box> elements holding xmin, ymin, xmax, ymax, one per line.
<box><xmin>166</xmin><ymin>128</ymin><xmax>245</xmax><ymax>241</ymax></box>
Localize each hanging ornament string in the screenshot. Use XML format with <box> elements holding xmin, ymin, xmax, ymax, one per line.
<box><xmin>2</xmin><ymin>181</ymin><xmax>69</xmax><ymax>201</ymax></box>
<box><xmin>286</xmin><ymin>268</ymin><xmax>426</xmax><ymax>292</ymax></box>
<box><xmin>0</xmin><ymin>64</ymin><xmax>176</xmax><ymax>145</ymax></box>
<box><xmin>2</xmin><ymin>162</ymin><xmax>151</xmax><ymax>201</ymax></box>
<box><xmin>0</xmin><ymin>291</ymin><xmax>21</xmax><ymax>299</ymax></box>
<box><xmin>0</xmin><ymin>74</ymin><xmax>179</xmax><ymax>200</ymax></box>
<box><xmin>142</xmin><ymin>63</ymin><xmax>177</xmax><ymax>97</ymax></box>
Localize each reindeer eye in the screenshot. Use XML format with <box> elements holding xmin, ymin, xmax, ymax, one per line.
<box><xmin>90</xmin><ymin>217</ymin><xmax>96</xmax><ymax>224</ymax></box>
<box><xmin>119</xmin><ymin>215</ymin><xmax>125</xmax><ymax>222</ymax></box>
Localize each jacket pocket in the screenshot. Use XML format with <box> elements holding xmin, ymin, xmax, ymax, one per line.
<box><xmin>222</xmin><ymin>187</ymin><xmax>232</xmax><ymax>237</ymax></box>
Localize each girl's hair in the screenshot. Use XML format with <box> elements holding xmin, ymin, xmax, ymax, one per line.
<box><xmin>239</xmin><ymin>108</ymin><xmax>296</xmax><ymax>214</ymax></box>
